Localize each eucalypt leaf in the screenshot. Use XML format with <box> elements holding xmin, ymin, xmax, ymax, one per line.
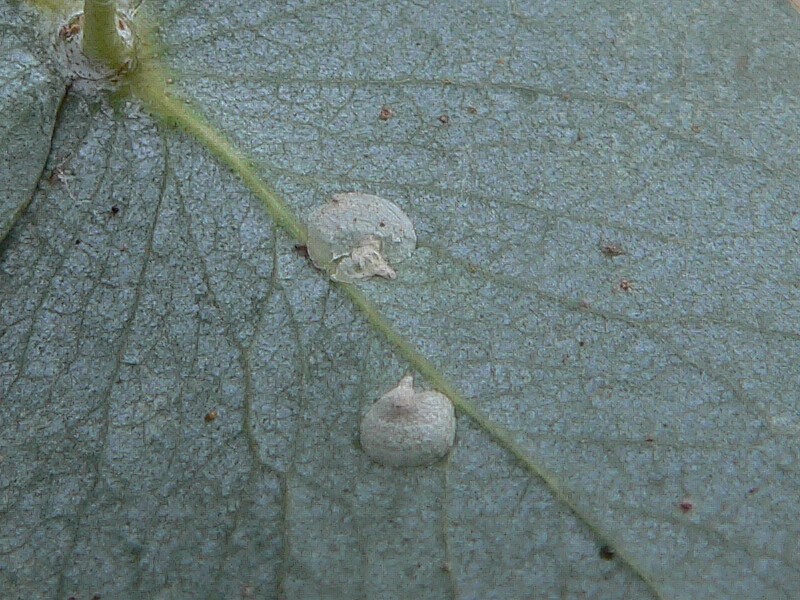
<box><xmin>34</xmin><ymin>2</ymin><xmax>664</xmax><ymax>597</ymax></box>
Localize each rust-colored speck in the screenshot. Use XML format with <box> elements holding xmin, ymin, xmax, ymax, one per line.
<box><xmin>378</xmin><ymin>106</ymin><xmax>395</xmax><ymax>121</ymax></box>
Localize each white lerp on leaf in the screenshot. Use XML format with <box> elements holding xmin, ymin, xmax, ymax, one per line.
<box><xmin>306</xmin><ymin>193</ymin><xmax>416</xmax><ymax>283</ymax></box>
<box><xmin>360</xmin><ymin>375</ymin><xmax>456</xmax><ymax>467</ymax></box>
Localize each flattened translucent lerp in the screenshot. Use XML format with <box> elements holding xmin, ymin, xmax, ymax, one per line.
<box><xmin>306</xmin><ymin>193</ymin><xmax>416</xmax><ymax>283</ymax></box>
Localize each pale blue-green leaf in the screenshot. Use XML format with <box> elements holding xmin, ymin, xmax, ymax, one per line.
<box><xmin>1</xmin><ymin>1</ymin><xmax>799</xmax><ymax>599</ymax></box>
<box><xmin>0</xmin><ymin>6</ymin><xmax>65</xmax><ymax>240</ymax></box>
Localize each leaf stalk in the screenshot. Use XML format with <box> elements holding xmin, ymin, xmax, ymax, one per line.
<box><xmin>82</xmin><ymin>0</ymin><xmax>129</xmax><ymax>71</ymax></box>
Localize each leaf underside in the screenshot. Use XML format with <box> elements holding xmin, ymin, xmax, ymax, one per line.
<box><xmin>1</xmin><ymin>1</ymin><xmax>799</xmax><ymax>599</ymax></box>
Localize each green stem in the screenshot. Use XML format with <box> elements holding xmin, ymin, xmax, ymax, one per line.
<box><xmin>82</xmin><ymin>0</ymin><xmax>128</xmax><ymax>71</ymax></box>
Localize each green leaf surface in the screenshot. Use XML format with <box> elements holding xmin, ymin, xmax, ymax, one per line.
<box><xmin>0</xmin><ymin>7</ymin><xmax>65</xmax><ymax>240</ymax></box>
<box><xmin>2</xmin><ymin>1</ymin><xmax>800</xmax><ymax>599</ymax></box>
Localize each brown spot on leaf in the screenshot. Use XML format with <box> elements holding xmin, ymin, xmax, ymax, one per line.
<box><xmin>600</xmin><ymin>242</ymin><xmax>625</xmax><ymax>257</ymax></box>
<box><xmin>378</xmin><ymin>106</ymin><xmax>395</xmax><ymax>121</ymax></box>
<box><xmin>599</xmin><ymin>545</ymin><xmax>615</xmax><ymax>560</ymax></box>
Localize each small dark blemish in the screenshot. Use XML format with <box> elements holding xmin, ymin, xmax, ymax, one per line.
<box><xmin>735</xmin><ymin>55</ymin><xmax>749</xmax><ymax>74</ymax></box>
<box><xmin>379</xmin><ymin>106</ymin><xmax>395</xmax><ymax>121</ymax></box>
<box><xmin>599</xmin><ymin>545</ymin><xmax>615</xmax><ymax>560</ymax></box>
<box><xmin>600</xmin><ymin>243</ymin><xmax>625</xmax><ymax>257</ymax></box>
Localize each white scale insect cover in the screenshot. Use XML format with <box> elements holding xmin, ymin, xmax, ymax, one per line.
<box><xmin>306</xmin><ymin>193</ymin><xmax>417</xmax><ymax>283</ymax></box>
<box><xmin>360</xmin><ymin>375</ymin><xmax>456</xmax><ymax>468</ymax></box>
